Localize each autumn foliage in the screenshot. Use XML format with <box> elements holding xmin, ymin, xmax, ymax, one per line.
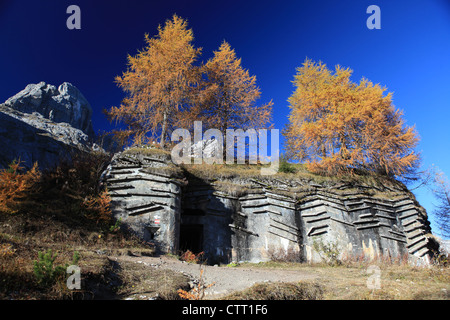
<box><xmin>0</xmin><ymin>161</ymin><xmax>41</xmax><ymax>214</ymax></box>
<box><xmin>177</xmin><ymin>268</ymin><xmax>214</xmax><ymax>300</ymax></box>
<box><xmin>83</xmin><ymin>190</ymin><xmax>112</xmax><ymax>224</ymax></box>
<box><xmin>106</xmin><ymin>15</ymin><xmax>201</xmax><ymax>147</ymax></box>
<box><xmin>106</xmin><ymin>15</ymin><xmax>272</xmax><ymax>149</ymax></box>
<box><xmin>179</xmin><ymin>250</ymin><xmax>204</xmax><ymax>264</ymax></box>
<box><xmin>198</xmin><ymin>41</ymin><xmax>273</xmax><ymax>134</ymax></box>
<box><xmin>284</xmin><ymin>59</ymin><xmax>419</xmax><ymax>177</ymax></box>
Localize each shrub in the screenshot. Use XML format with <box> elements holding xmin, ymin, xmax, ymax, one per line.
<box><xmin>267</xmin><ymin>246</ymin><xmax>302</xmax><ymax>262</ymax></box>
<box><xmin>0</xmin><ymin>244</ymin><xmax>16</xmax><ymax>258</ymax></box>
<box><xmin>177</xmin><ymin>268</ymin><xmax>214</xmax><ymax>300</ymax></box>
<box><xmin>278</xmin><ymin>157</ymin><xmax>297</xmax><ymax>174</ymax></box>
<box><xmin>0</xmin><ymin>160</ymin><xmax>40</xmax><ymax>214</ymax></box>
<box><xmin>40</xmin><ymin>151</ymin><xmax>111</xmax><ymax>199</ymax></box>
<box><xmin>179</xmin><ymin>250</ymin><xmax>204</xmax><ymax>264</ymax></box>
<box><xmin>109</xmin><ymin>217</ymin><xmax>122</xmax><ymax>233</ymax></box>
<box><xmin>33</xmin><ymin>250</ymin><xmax>80</xmax><ymax>288</ymax></box>
<box><xmin>83</xmin><ymin>190</ymin><xmax>113</xmax><ymax>224</ymax></box>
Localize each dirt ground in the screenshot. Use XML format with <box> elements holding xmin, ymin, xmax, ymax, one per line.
<box><xmin>114</xmin><ymin>255</ymin><xmax>317</xmax><ymax>299</ymax></box>
<box><xmin>111</xmin><ymin>254</ymin><xmax>449</xmax><ymax>300</ymax></box>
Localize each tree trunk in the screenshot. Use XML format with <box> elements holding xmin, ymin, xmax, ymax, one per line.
<box><xmin>160</xmin><ymin>111</ymin><xmax>168</xmax><ymax>149</ymax></box>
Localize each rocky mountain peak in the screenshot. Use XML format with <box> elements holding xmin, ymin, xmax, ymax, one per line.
<box><xmin>5</xmin><ymin>81</ymin><xmax>94</xmax><ymax>137</ymax></box>
<box><xmin>0</xmin><ymin>82</ymin><xmax>99</xmax><ymax>169</ymax></box>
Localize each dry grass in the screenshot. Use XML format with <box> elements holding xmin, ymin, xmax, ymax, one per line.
<box><xmin>122</xmin><ymin>146</ymin><xmax>185</xmax><ymax>179</ymax></box>
<box><xmin>236</xmin><ymin>261</ymin><xmax>450</xmax><ymax>300</ymax></box>
<box><xmin>121</xmin><ymin>146</ymin><xmax>409</xmax><ymax>202</ymax></box>
<box><xmin>0</xmin><ymin>152</ymin><xmax>156</xmax><ymax>300</ymax></box>
<box><xmin>223</xmin><ymin>281</ymin><xmax>324</xmax><ymax>300</ymax></box>
<box><xmin>113</xmin><ymin>260</ymin><xmax>190</xmax><ymax>300</ymax></box>
<box><xmin>319</xmin><ymin>264</ymin><xmax>449</xmax><ymax>300</ymax></box>
<box><xmin>122</xmin><ymin>145</ymin><xmax>171</xmax><ymax>159</ymax></box>
<box><xmin>0</xmin><ymin>209</ymin><xmax>154</xmax><ymax>299</ymax></box>
<box><xmin>178</xmin><ymin>164</ymin><xmax>406</xmax><ymax>204</ymax></box>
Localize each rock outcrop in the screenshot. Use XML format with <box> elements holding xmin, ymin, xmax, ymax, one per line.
<box><xmin>0</xmin><ymin>82</ymin><xmax>98</xmax><ymax>169</ymax></box>
<box><xmin>104</xmin><ymin>148</ymin><xmax>439</xmax><ymax>265</ymax></box>
<box><xmin>4</xmin><ymin>82</ymin><xmax>94</xmax><ymax>136</ymax></box>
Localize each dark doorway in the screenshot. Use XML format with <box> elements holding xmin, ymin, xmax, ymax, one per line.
<box><xmin>183</xmin><ymin>209</ymin><xmax>206</xmax><ymax>216</ymax></box>
<box><xmin>179</xmin><ymin>224</ymin><xmax>203</xmax><ymax>254</ymax></box>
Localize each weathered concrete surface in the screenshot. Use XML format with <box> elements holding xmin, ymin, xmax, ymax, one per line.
<box><xmin>102</xmin><ymin>150</ymin><xmax>183</xmax><ymax>254</ymax></box>
<box><xmin>104</xmin><ymin>149</ymin><xmax>439</xmax><ymax>265</ymax></box>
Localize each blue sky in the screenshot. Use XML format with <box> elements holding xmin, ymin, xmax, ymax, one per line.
<box><xmin>0</xmin><ymin>0</ymin><xmax>449</xmax><ymax>237</ymax></box>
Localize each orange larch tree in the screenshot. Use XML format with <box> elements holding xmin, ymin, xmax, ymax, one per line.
<box><xmin>196</xmin><ymin>41</ymin><xmax>273</xmax><ymax>160</ymax></box>
<box><xmin>105</xmin><ymin>15</ymin><xmax>201</xmax><ymax>148</ymax></box>
<box><xmin>284</xmin><ymin>58</ymin><xmax>419</xmax><ymax>177</ymax></box>
<box><xmin>0</xmin><ymin>161</ymin><xmax>41</xmax><ymax>214</ymax></box>
<box><xmin>199</xmin><ymin>41</ymin><xmax>273</xmax><ymax>133</ymax></box>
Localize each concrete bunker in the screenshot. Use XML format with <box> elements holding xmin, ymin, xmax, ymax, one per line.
<box><xmin>104</xmin><ymin>149</ymin><xmax>437</xmax><ymax>265</ymax></box>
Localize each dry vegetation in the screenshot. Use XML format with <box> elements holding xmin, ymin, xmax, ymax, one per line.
<box><xmin>120</xmin><ymin>143</ymin><xmax>410</xmax><ymax>198</ymax></box>
<box><xmin>113</xmin><ymin>259</ymin><xmax>190</xmax><ymax>300</ymax></box>
<box><xmin>223</xmin><ymin>281</ymin><xmax>324</xmax><ymax>300</ymax></box>
<box><xmin>231</xmin><ymin>261</ymin><xmax>449</xmax><ymax>300</ymax></box>
<box><xmin>177</xmin><ymin>158</ymin><xmax>411</xmax><ymax>204</ymax></box>
<box><xmin>0</xmin><ymin>152</ymin><xmax>156</xmax><ymax>299</ymax></box>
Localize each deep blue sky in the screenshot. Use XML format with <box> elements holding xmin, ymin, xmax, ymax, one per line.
<box><xmin>1</xmin><ymin>0</ymin><xmax>449</xmax><ymax>237</ymax></box>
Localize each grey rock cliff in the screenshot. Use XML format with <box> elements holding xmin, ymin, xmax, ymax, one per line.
<box><xmin>5</xmin><ymin>82</ymin><xmax>94</xmax><ymax>137</ymax></box>
<box><xmin>0</xmin><ymin>82</ymin><xmax>98</xmax><ymax>169</ymax></box>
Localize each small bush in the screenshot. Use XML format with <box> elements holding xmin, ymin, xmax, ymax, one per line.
<box><xmin>83</xmin><ymin>190</ymin><xmax>113</xmax><ymax>224</ymax></box>
<box><xmin>0</xmin><ymin>160</ymin><xmax>41</xmax><ymax>214</ymax></box>
<box><xmin>0</xmin><ymin>244</ymin><xmax>16</xmax><ymax>258</ymax></box>
<box><xmin>33</xmin><ymin>250</ymin><xmax>80</xmax><ymax>288</ymax></box>
<box><xmin>267</xmin><ymin>246</ymin><xmax>302</xmax><ymax>263</ymax></box>
<box><xmin>40</xmin><ymin>151</ymin><xmax>111</xmax><ymax>200</ymax></box>
<box><xmin>278</xmin><ymin>159</ymin><xmax>297</xmax><ymax>174</ymax></box>
<box><xmin>180</xmin><ymin>250</ymin><xmax>204</xmax><ymax>264</ymax></box>
<box><xmin>177</xmin><ymin>268</ymin><xmax>214</xmax><ymax>300</ymax></box>
<box><xmin>109</xmin><ymin>217</ymin><xmax>122</xmax><ymax>233</ymax></box>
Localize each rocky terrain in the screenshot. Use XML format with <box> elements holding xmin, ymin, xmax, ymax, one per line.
<box><xmin>0</xmin><ymin>82</ymin><xmax>98</xmax><ymax>169</ymax></box>
<box><xmin>115</xmin><ymin>254</ymin><xmax>316</xmax><ymax>299</ymax></box>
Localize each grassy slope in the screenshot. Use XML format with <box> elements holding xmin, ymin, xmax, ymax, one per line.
<box><xmin>0</xmin><ymin>152</ymin><xmax>167</xmax><ymax>299</ymax></box>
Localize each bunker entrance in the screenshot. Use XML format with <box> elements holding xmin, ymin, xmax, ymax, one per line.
<box><xmin>179</xmin><ymin>224</ymin><xmax>204</xmax><ymax>254</ymax></box>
